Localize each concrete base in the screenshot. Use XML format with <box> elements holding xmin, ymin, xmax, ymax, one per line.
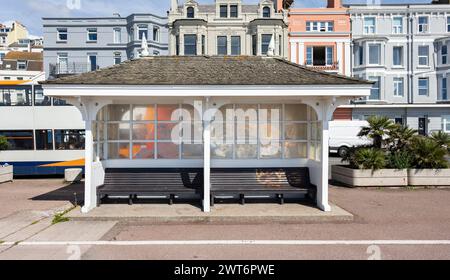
<box><xmin>67</xmin><ymin>203</ymin><xmax>353</xmax><ymax>224</ymax></box>
<box><xmin>0</xmin><ymin>165</ymin><xmax>13</xmax><ymax>184</ymax></box>
<box><xmin>332</xmin><ymin>165</ymin><xmax>408</xmax><ymax>187</ymax></box>
<box><xmin>65</xmin><ymin>168</ymin><xmax>83</xmax><ymax>183</ymax></box>
<box><xmin>408</xmin><ymin>169</ymin><xmax>450</xmax><ymax>186</ymax></box>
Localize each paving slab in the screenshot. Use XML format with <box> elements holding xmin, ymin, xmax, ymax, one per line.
<box><xmin>0</xmin><ymin>245</ymin><xmax>92</xmax><ymax>260</ymax></box>
<box><xmin>28</xmin><ymin>221</ymin><xmax>117</xmax><ymax>242</ymax></box>
<box><xmin>67</xmin><ymin>203</ymin><xmax>353</xmax><ymax>224</ymax></box>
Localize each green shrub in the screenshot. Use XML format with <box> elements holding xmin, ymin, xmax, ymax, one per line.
<box><xmin>358</xmin><ymin>116</ymin><xmax>396</xmax><ymax>149</ymax></box>
<box><xmin>0</xmin><ymin>136</ymin><xmax>8</xmax><ymax>151</ymax></box>
<box><xmin>387</xmin><ymin>125</ymin><xmax>417</xmax><ymax>153</ymax></box>
<box><xmin>431</xmin><ymin>131</ymin><xmax>450</xmax><ymax>154</ymax></box>
<box><xmin>343</xmin><ymin>147</ymin><xmax>386</xmax><ymax>170</ymax></box>
<box><xmin>387</xmin><ymin>150</ymin><xmax>413</xmax><ymax>169</ymax></box>
<box><xmin>410</xmin><ymin>137</ymin><xmax>448</xmax><ymax>169</ymax></box>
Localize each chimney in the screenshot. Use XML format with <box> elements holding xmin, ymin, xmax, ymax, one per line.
<box><xmin>327</xmin><ymin>0</ymin><xmax>342</xmax><ymax>8</ymax></box>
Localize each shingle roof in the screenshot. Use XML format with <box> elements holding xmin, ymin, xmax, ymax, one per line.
<box><xmin>4</xmin><ymin>51</ymin><xmax>43</xmax><ymax>61</ymax></box>
<box><xmin>42</xmin><ymin>56</ymin><xmax>371</xmax><ymax>86</ymax></box>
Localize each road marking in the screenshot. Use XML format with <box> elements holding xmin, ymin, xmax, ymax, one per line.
<box><xmin>1</xmin><ymin>240</ymin><xmax>450</xmax><ymax>246</ymax></box>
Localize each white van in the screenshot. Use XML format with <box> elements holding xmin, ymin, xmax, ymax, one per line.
<box><xmin>329</xmin><ymin>120</ymin><xmax>372</xmax><ymax>157</ymax></box>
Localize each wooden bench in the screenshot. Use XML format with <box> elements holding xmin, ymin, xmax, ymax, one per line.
<box><xmin>97</xmin><ymin>168</ymin><xmax>203</xmax><ymax>205</ymax></box>
<box><xmin>210</xmin><ymin>168</ymin><xmax>316</xmax><ymax>205</ymax></box>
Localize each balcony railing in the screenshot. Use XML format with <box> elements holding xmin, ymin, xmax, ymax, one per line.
<box><xmin>306</xmin><ymin>62</ymin><xmax>339</xmax><ymax>71</ymax></box>
<box><xmin>49</xmin><ymin>63</ymin><xmax>99</xmax><ymax>78</ymax></box>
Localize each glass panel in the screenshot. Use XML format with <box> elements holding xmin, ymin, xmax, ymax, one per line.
<box><xmin>157</xmin><ymin>104</ymin><xmax>179</xmax><ymax>121</ymax></box>
<box><xmin>181</xmin><ymin>104</ymin><xmax>202</xmax><ymax>121</ymax></box>
<box><xmin>309</xmin><ymin>142</ymin><xmax>316</xmax><ymax>160</ymax></box>
<box><xmin>182</xmin><ymin>143</ymin><xmax>203</xmax><ymax>159</ymax></box>
<box><xmin>184</xmin><ymin>34</ymin><xmax>197</xmax><ymax>55</ymax></box>
<box><xmin>261</xmin><ymin>34</ymin><xmax>272</xmax><ymax>55</ymax></box>
<box><xmin>157</xmin><ymin>123</ymin><xmax>179</xmax><ymax>141</ymax></box>
<box><xmin>235</xmin><ymin>122</ymin><xmax>258</xmax><ymax>143</ymax></box>
<box><xmin>284</xmin><ymin>142</ymin><xmax>307</xmax><ymax>159</ymax></box>
<box><xmin>285</xmin><ymin>123</ymin><xmax>307</xmax><ymax>140</ymax></box>
<box><xmin>260</xmin><ymin>143</ymin><xmax>281</xmax><ymax>159</ymax></box>
<box><xmin>92</xmin><ymin>122</ymin><xmax>98</xmax><ymax>141</ymax></box>
<box><xmin>108</xmin><ymin>105</ymin><xmax>131</xmax><ymax>121</ymax></box>
<box><xmin>132</xmin><ymin>123</ymin><xmax>155</xmax><ymax>140</ymax></box>
<box><xmin>157</xmin><ymin>142</ymin><xmax>180</xmax><ymax>159</ymax></box>
<box><xmin>259</xmin><ymin>104</ymin><xmax>281</xmax><ymax>122</ymax></box>
<box><xmin>285</xmin><ymin>104</ymin><xmax>307</xmax><ymax>121</ymax></box>
<box><xmin>107</xmin><ymin>123</ymin><xmax>130</xmax><ymax>141</ymax></box>
<box><xmin>217</xmin><ymin>36</ymin><xmax>227</xmax><ymax>55</ymax></box>
<box><xmin>211</xmin><ymin>144</ymin><xmax>233</xmax><ymax>159</ymax></box>
<box><xmin>235</xmin><ymin>144</ymin><xmax>257</xmax><ymax>159</ymax></box>
<box><xmin>231</xmin><ymin>36</ymin><xmax>240</xmax><ymax>55</ymax></box>
<box><xmin>0</xmin><ymin>130</ymin><xmax>34</xmax><ymax>150</ymax></box>
<box><xmin>132</xmin><ymin>142</ymin><xmax>155</xmax><ymax>159</ymax></box>
<box><xmin>34</xmin><ymin>87</ymin><xmax>51</xmax><ymax>106</ymax></box>
<box><xmin>133</xmin><ymin>105</ymin><xmax>155</xmax><ymax>121</ymax></box>
<box><xmin>0</xmin><ymin>87</ymin><xmax>32</xmax><ymax>106</ymax></box>
<box><xmin>108</xmin><ymin>142</ymin><xmax>130</xmax><ymax>159</ymax></box>
<box><xmin>55</xmin><ymin>130</ymin><xmax>85</xmax><ymax>150</ymax></box>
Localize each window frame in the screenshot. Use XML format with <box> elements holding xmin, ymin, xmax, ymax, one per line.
<box><xmin>220</xmin><ymin>5</ymin><xmax>228</xmax><ymax>18</ymax></box>
<box><xmin>393</xmin><ymin>46</ymin><xmax>403</xmax><ymax>67</ymax></box>
<box><xmin>231</xmin><ymin>36</ymin><xmax>241</xmax><ymax>56</ymax></box>
<box><xmin>418</xmin><ymin>16</ymin><xmax>429</xmax><ymax>33</ymax></box>
<box><xmin>418</xmin><ymin>77</ymin><xmax>429</xmax><ymax>96</ymax></box>
<box><xmin>364</xmin><ymin>17</ymin><xmax>376</xmax><ymax>34</ymax></box>
<box><xmin>113</xmin><ymin>27</ymin><xmax>121</xmax><ymax>44</ymax></box>
<box><xmin>230</xmin><ymin>5</ymin><xmax>238</xmax><ymax>18</ymax></box>
<box><xmin>217</xmin><ymin>36</ymin><xmax>228</xmax><ymax>56</ymax></box>
<box><xmin>392</xmin><ymin>16</ymin><xmax>403</xmax><ymax>34</ymax></box>
<box><xmin>186</xmin><ymin>6</ymin><xmax>195</xmax><ymax>18</ymax></box>
<box><xmin>35</xmin><ymin>129</ymin><xmax>54</xmax><ymax>151</ymax></box>
<box><xmin>184</xmin><ymin>34</ymin><xmax>197</xmax><ymax>56</ymax></box>
<box><xmin>443</xmin><ymin>115</ymin><xmax>450</xmax><ymax>133</ymax></box>
<box><xmin>442</xmin><ymin>45</ymin><xmax>448</xmax><ymax>65</ymax></box>
<box><xmin>418</xmin><ymin>45</ymin><xmax>429</xmax><ymax>66</ymax></box>
<box><xmin>393</xmin><ymin>77</ymin><xmax>404</xmax><ymax>97</ymax></box>
<box><xmin>57</xmin><ymin>28</ymin><xmax>68</xmax><ymax>42</ymax></box>
<box><xmin>137</xmin><ymin>25</ymin><xmax>148</xmax><ymax>40</ymax></box>
<box><xmin>368</xmin><ymin>43</ymin><xmax>381</xmax><ymax>65</ymax></box>
<box><xmin>0</xmin><ymin>130</ymin><xmax>34</xmax><ymax>150</ymax></box>
<box><xmin>262</xmin><ymin>6</ymin><xmax>271</xmax><ymax>18</ymax></box>
<box><xmin>441</xmin><ymin>77</ymin><xmax>448</xmax><ymax>101</ymax></box>
<box><xmin>87</xmin><ymin>28</ymin><xmax>98</xmax><ymax>42</ymax></box>
<box><xmin>261</xmin><ymin>34</ymin><xmax>272</xmax><ymax>56</ymax></box>
<box><xmin>17</xmin><ymin>60</ymin><xmax>27</xmax><ymax>70</ymax></box>
<box><xmin>368</xmin><ymin>76</ymin><xmax>381</xmax><ymax>100</ymax></box>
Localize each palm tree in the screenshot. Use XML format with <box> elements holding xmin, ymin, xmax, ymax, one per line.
<box><xmin>431</xmin><ymin>131</ymin><xmax>450</xmax><ymax>154</ymax></box>
<box><xmin>411</xmin><ymin>136</ymin><xmax>448</xmax><ymax>169</ymax></box>
<box><xmin>387</xmin><ymin>124</ymin><xmax>417</xmax><ymax>152</ymax></box>
<box><xmin>358</xmin><ymin>116</ymin><xmax>396</xmax><ymax>149</ymax></box>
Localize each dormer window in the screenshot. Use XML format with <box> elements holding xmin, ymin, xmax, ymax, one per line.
<box><xmin>263</xmin><ymin>6</ymin><xmax>271</xmax><ymax>18</ymax></box>
<box><xmin>187</xmin><ymin>7</ymin><xmax>195</xmax><ymax>18</ymax></box>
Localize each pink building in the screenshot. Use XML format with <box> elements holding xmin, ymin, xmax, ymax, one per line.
<box><xmin>287</xmin><ymin>0</ymin><xmax>351</xmax><ymax>77</ymax></box>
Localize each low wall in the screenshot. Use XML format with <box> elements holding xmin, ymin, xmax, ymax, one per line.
<box><xmin>332</xmin><ymin>165</ymin><xmax>408</xmax><ymax>187</ymax></box>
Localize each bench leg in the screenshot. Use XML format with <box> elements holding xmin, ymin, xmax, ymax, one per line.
<box><xmin>240</xmin><ymin>194</ymin><xmax>245</xmax><ymax>205</ymax></box>
<box><xmin>210</xmin><ymin>194</ymin><xmax>215</xmax><ymax>207</ymax></box>
<box><xmin>128</xmin><ymin>195</ymin><xmax>133</xmax><ymax>205</ymax></box>
<box><xmin>278</xmin><ymin>194</ymin><xmax>284</xmax><ymax>205</ymax></box>
<box><xmin>97</xmin><ymin>195</ymin><xmax>102</xmax><ymax>207</ymax></box>
<box><xmin>169</xmin><ymin>194</ymin><xmax>175</xmax><ymax>205</ymax></box>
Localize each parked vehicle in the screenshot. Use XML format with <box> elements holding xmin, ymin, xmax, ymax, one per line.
<box><xmin>329</xmin><ymin>121</ymin><xmax>371</xmax><ymax>158</ymax></box>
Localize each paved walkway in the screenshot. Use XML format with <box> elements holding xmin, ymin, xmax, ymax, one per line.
<box><xmin>0</xmin><ymin>179</ymin><xmax>449</xmax><ymax>260</ymax></box>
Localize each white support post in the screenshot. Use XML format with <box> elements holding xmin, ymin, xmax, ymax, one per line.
<box><xmin>82</xmin><ymin>113</ymin><xmax>96</xmax><ymax>213</ymax></box>
<box><xmin>318</xmin><ymin>102</ymin><xmax>331</xmax><ymax>212</ymax></box>
<box><xmin>203</xmin><ymin>98</ymin><xmax>211</xmax><ymax>213</ymax></box>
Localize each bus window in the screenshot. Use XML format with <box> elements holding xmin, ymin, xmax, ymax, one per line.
<box><xmin>0</xmin><ymin>130</ymin><xmax>34</xmax><ymax>150</ymax></box>
<box><xmin>53</xmin><ymin>98</ymin><xmax>70</xmax><ymax>106</ymax></box>
<box><xmin>35</xmin><ymin>130</ymin><xmax>53</xmax><ymax>150</ymax></box>
<box><xmin>34</xmin><ymin>87</ymin><xmax>51</xmax><ymax>106</ymax></box>
<box><xmin>54</xmin><ymin>130</ymin><xmax>85</xmax><ymax>150</ymax></box>
<box><xmin>0</xmin><ymin>87</ymin><xmax>32</xmax><ymax>106</ymax></box>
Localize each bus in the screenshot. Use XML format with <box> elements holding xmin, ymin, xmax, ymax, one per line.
<box><xmin>0</xmin><ymin>80</ymin><xmax>85</xmax><ymax>175</ymax></box>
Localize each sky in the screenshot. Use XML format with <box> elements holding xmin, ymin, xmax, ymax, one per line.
<box><xmin>0</xmin><ymin>0</ymin><xmax>432</xmax><ymax>36</ymax></box>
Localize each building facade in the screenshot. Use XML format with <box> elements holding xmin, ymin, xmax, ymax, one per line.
<box><xmin>168</xmin><ymin>0</ymin><xmax>288</xmax><ymax>57</ymax></box>
<box><xmin>0</xmin><ymin>51</ymin><xmax>44</xmax><ymax>82</ymax></box>
<box><xmin>288</xmin><ymin>0</ymin><xmax>351</xmax><ymax>76</ymax></box>
<box><xmin>347</xmin><ymin>2</ymin><xmax>450</xmax><ymax>135</ymax></box>
<box><xmin>43</xmin><ymin>14</ymin><xmax>169</xmax><ymax>78</ymax></box>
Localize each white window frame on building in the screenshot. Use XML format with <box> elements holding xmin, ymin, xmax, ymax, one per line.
<box><xmin>114</xmin><ymin>52</ymin><xmax>121</xmax><ymax>65</ymax></box>
<box><xmin>442</xmin><ymin>45</ymin><xmax>448</xmax><ymax>65</ymax></box>
<box><xmin>306</xmin><ymin>21</ymin><xmax>334</xmax><ymax>32</ymax></box>
<box><xmin>184</xmin><ymin>34</ymin><xmax>197</xmax><ymax>55</ymax></box>
<box><xmin>418</xmin><ymin>77</ymin><xmax>429</xmax><ymax>96</ymax></box>
<box><xmin>57</xmin><ymin>28</ymin><xmax>68</xmax><ymax>42</ymax></box>
<box><xmin>113</xmin><ymin>28</ymin><xmax>121</xmax><ymax>44</ymax></box>
<box><xmin>262</xmin><ymin>6</ymin><xmax>271</xmax><ymax>18</ymax></box>
<box><xmin>418</xmin><ymin>16</ymin><xmax>429</xmax><ymax>33</ymax></box>
<box><xmin>137</xmin><ymin>25</ymin><xmax>148</xmax><ymax>40</ymax></box>
<box><xmin>364</xmin><ymin>17</ymin><xmax>376</xmax><ymax>34</ymax></box>
<box><xmin>17</xmin><ymin>60</ymin><xmax>27</xmax><ymax>70</ymax></box>
<box><xmin>418</xmin><ymin>45</ymin><xmax>429</xmax><ymax>66</ymax></box>
<box><xmin>87</xmin><ymin>28</ymin><xmax>98</xmax><ymax>42</ymax></box>
<box><xmin>368</xmin><ymin>43</ymin><xmax>381</xmax><ymax>65</ymax></box>
<box><xmin>447</xmin><ymin>16</ymin><xmax>450</xmax><ymax>32</ymax></box>
<box><xmin>261</xmin><ymin>34</ymin><xmax>273</xmax><ymax>56</ymax></box>
<box><xmin>217</xmin><ymin>36</ymin><xmax>227</xmax><ymax>55</ymax></box>
<box><xmin>87</xmin><ymin>53</ymin><xmax>98</xmax><ymax>72</ymax></box>
<box><xmin>393</xmin><ymin>77</ymin><xmax>404</xmax><ymax>97</ymax></box>
<box><xmin>443</xmin><ymin>115</ymin><xmax>450</xmax><ymax>133</ymax></box>
<box><xmin>392</xmin><ymin>16</ymin><xmax>403</xmax><ymax>34</ymax></box>
<box><xmin>231</xmin><ymin>36</ymin><xmax>241</xmax><ymax>56</ymax></box>
<box><xmin>441</xmin><ymin>77</ymin><xmax>448</xmax><ymax>101</ymax></box>
<box><xmin>368</xmin><ymin>76</ymin><xmax>381</xmax><ymax>100</ymax></box>
<box><xmin>393</xmin><ymin>46</ymin><xmax>403</xmax><ymax>67</ymax></box>
<box><xmin>306</xmin><ymin>46</ymin><xmax>334</xmax><ymax>66</ymax></box>
<box><xmin>153</xmin><ymin>26</ymin><xmax>160</xmax><ymax>42</ymax></box>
